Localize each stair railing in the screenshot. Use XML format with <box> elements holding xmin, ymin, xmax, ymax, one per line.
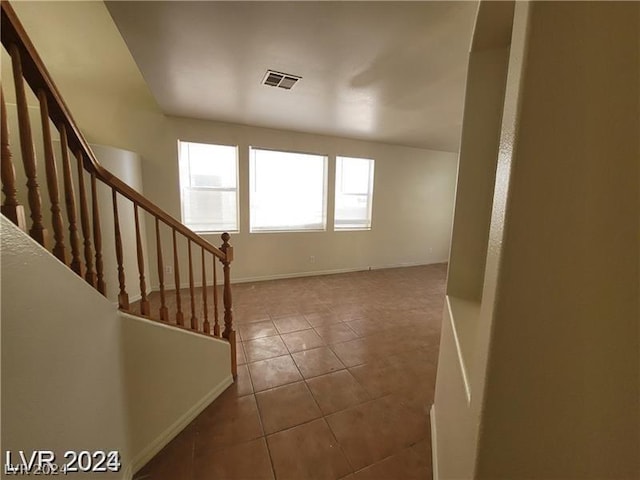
<box><xmin>0</xmin><ymin>1</ymin><xmax>237</xmax><ymax>377</ymax></box>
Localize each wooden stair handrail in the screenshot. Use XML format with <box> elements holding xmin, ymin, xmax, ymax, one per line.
<box><xmin>1</xmin><ymin>0</ymin><xmax>237</xmax><ymax>379</ymax></box>
<box><xmin>0</xmin><ymin>1</ymin><xmax>227</xmax><ymax>262</ymax></box>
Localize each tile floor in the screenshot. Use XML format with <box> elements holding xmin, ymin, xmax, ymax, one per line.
<box><xmin>134</xmin><ymin>264</ymin><xmax>446</xmax><ymax>480</ymax></box>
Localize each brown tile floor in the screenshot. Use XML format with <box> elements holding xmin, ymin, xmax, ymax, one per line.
<box><xmin>134</xmin><ymin>264</ymin><xmax>446</xmax><ymax>480</ymax></box>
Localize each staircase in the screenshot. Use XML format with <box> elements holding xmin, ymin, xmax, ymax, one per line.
<box><xmin>1</xmin><ymin>3</ymin><xmax>238</xmax><ymax>476</ymax></box>
<box><xmin>0</xmin><ymin>1</ymin><xmax>237</xmax><ymax>375</ymax></box>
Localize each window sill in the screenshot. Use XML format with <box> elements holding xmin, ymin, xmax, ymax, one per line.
<box><xmin>250</xmin><ymin>229</ymin><xmax>327</xmax><ymax>234</ymax></box>
<box><xmin>192</xmin><ymin>230</ymin><xmax>240</xmax><ymax>235</ymax></box>
<box><xmin>334</xmin><ymin>227</ymin><xmax>372</xmax><ymax>232</ymax></box>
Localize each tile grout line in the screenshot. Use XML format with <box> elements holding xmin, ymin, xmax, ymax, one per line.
<box><xmin>252</xmin><ymin>388</ymin><xmax>277</xmax><ymax>480</ymax></box>
<box><xmin>321</xmin><ymin>415</ymin><xmax>356</xmax><ymax>475</ymax></box>
<box><xmin>140</xmin><ymin>266</ymin><xmax>445</xmax><ymax>479</ymax></box>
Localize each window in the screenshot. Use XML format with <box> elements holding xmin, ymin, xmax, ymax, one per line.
<box><xmin>178</xmin><ymin>141</ymin><xmax>238</xmax><ymax>233</ymax></box>
<box><xmin>250</xmin><ymin>148</ymin><xmax>327</xmax><ymax>232</ymax></box>
<box><xmin>334</xmin><ymin>156</ymin><xmax>375</xmax><ymax>230</ymax></box>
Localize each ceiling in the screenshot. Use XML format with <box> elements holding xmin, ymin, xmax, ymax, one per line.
<box><xmin>106</xmin><ymin>1</ymin><xmax>478</xmax><ymax>152</ymax></box>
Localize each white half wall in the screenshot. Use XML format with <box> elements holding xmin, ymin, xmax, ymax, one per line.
<box><xmin>120</xmin><ymin>311</ymin><xmax>232</xmax><ymax>474</ymax></box>
<box><xmin>1</xmin><ymin>215</ymin><xmax>231</xmax><ymax>479</ymax></box>
<box><xmin>1</xmin><ymin>216</ymin><xmax>128</xmax><ymax>479</ymax></box>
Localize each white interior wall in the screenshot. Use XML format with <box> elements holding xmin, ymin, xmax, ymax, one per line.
<box><xmin>6</xmin><ymin>1</ymin><xmax>459</xmax><ymax>297</ymax></box>
<box><xmin>1</xmin><ymin>215</ymin><xmax>129</xmax><ymax>479</ymax></box>
<box><xmin>476</xmin><ymin>2</ymin><xmax>639</xmax><ymax>477</ymax></box>
<box><xmin>120</xmin><ymin>313</ymin><xmax>232</xmax><ymax>473</ymax></box>
<box><xmin>433</xmin><ymin>2</ymin><xmax>640</xmax><ymax>478</ymax></box>
<box><xmin>432</xmin><ymin>2</ymin><xmax>514</xmax><ymax>478</ymax></box>
<box><xmin>1</xmin><ymin>216</ymin><xmax>232</xmax><ymax>479</ymax></box>
<box><xmin>157</xmin><ymin>117</ymin><xmax>458</xmax><ymax>286</ymax></box>
<box><xmin>90</xmin><ymin>143</ymin><xmax>150</xmax><ymax>304</ymax></box>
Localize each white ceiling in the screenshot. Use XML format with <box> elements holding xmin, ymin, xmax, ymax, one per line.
<box><xmin>106</xmin><ymin>1</ymin><xmax>478</xmax><ymax>152</ymax></box>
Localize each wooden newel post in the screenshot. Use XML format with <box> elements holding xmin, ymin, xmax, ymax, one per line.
<box><xmin>220</xmin><ymin>232</ymin><xmax>237</xmax><ymax>378</ymax></box>
<box><xmin>219</xmin><ymin>232</ymin><xmax>234</xmax><ymax>337</ymax></box>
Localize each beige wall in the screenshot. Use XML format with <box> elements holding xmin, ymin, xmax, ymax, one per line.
<box><xmin>90</xmin><ymin>144</ymin><xmax>150</xmax><ymax>304</ymax></box>
<box><xmin>163</xmin><ymin>118</ymin><xmax>457</xmax><ymax>284</ymax></box>
<box><xmin>434</xmin><ymin>1</ymin><xmax>640</xmax><ymax>478</ymax></box>
<box><xmin>446</xmin><ymin>45</ymin><xmax>510</xmax><ymax>303</ymax></box>
<box><xmin>1</xmin><ymin>215</ymin><xmax>129</xmax><ymax>479</ymax></box>
<box><xmin>1</xmin><ymin>216</ymin><xmax>232</xmax><ymax>479</ymax></box>
<box><xmin>432</xmin><ymin>2</ymin><xmax>514</xmax><ymax>478</ymax></box>
<box><xmin>7</xmin><ymin>1</ymin><xmax>458</xmax><ymax>294</ymax></box>
<box><xmin>0</xmin><ymin>92</ymin><xmax>150</xmax><ymax>304</ymax></box>
<box><xmin>477</xmin><ymin>2</ymin><xmax>639</xmax><ymax>477</ymax></box>
<box><xmin>120</xmin><ymin>313</ymin><xmax>231</xmax><ymax>473</ymax></box>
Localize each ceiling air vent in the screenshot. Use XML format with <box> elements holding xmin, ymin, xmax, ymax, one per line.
<box><xmin>262</xmin><ymin>70</ymin><xmax>301</xmax><ymax>90</ymax></box>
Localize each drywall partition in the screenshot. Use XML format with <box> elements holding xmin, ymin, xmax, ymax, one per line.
<box><xmin>1</xmin><ymin>214</ymin><xmax>130</xmax><ymax>479</ymax></box>
<box><xmin>431</xmin><ymin>1</ymin><xmax>514</xmax><ymax>478</ymax></box>
<box><xmin>442</xmin><ymin>0</ymin><xmax>512</xmax><ymax>386</ymax></box>
<box><xmin>435</xmin><ymin>1</ymin><xmax>640</xmax><ymax>478</ymax></box>
<box><xmin>90</xmin><ymin>143</ymin><xmax>150</xmax><ymax>305</ymax></box>
<box><xmin>120</xmin><ymin>313</ymin><xmax>232</xmax><ymax>473</ymax></box>
<box><xmin>446</xmin><ymin>47</ymin><xmax>510</xmax><ymax>303</ymax></box>
<box><xmin>1</xmin><ymin>216</ymin><xmax>232</xmax><ymax>479</ymax></box>
<box><xmin>475</xmin><ymin>2</ymin><xmax>640</xmax><ymax>478</ymax></box>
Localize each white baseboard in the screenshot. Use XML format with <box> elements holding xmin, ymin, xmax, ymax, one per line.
<box><xmin>430</xmin><ymin>405</ymin><xmax>439</xmax><ymax>480</ymax></box>
<box><xmin>121</xmin><ymin>464</ymin><xmax>133</xmax><ymax>480</ymax></box>
<box><xmin>129</xmin><ymin>374</ymin><xmax>234</xmax><ymax>475</ymax></box>
<box><xmin>228</xmin><ymin>265</ymin><xmax>377</xmax><ymax>284</ymax></box>
<box><xmin>149</xmin><ymin>260</ymin><xmax>446</xmax><ymax>291</ymax></box>
<box><xmin>128</xmin><ymin>293</ymin><xmax>142</xmax><ymax>304</ymax></box>
<box><xmin>233</xmin><ymin>261</ymin><xmax>447</xmax><ymax>283</ymax></box>
<box><xmin>111</xmin><ymin>293</ymin><xmax>142</xmax><ymax>309</ymax></box>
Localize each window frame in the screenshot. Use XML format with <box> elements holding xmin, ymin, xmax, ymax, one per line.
<box><xmin>334</xmin><ymin>155</ymin><xmax>375</xmax><ymax>231</ymax></box>
<box><xmin>177</xmin><ymin>140</ymin><xmax>240</xmax><ymax>234</ymax></box>
<box><xmin>249</xmin><ymin>146</ymin><xmax>328</xmax><ymax>233</ymax></box>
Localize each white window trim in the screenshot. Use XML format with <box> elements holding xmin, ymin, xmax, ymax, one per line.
<box><xmin>249</xmin><ymin>146</ymin><xmax>328</xmax><ymax>233</ymax></box>
<box><xmin>334</xmin><ymin>155</ymin><xmax>375</xmax><ymax>231</ymax></box>
<box><xmin>178</xmin><ymin>140</ymin><xmax>240</xmax><ymax>234</ymax></box>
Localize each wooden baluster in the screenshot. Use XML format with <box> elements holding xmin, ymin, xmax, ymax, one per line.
<box><xmin>134</xmin><ymin>204</ymin><xmax>149</xmax><ymax>315</ymax></box>
<box><xmin>90</xmin><ymin>173</ymin><xmax>105</xmax><ymax>295</ymax></box>
<box><xmin>155</xmin><ymin>217</ymin><xmax>168</xmax><ymax>321</ymax></box>
<box><xmin>10</xmin><ymin>44</ymin><xmax>48</xmax><ymax>247</ymax></box>
<box><xmin>112</xmin><ymin>188</ymin><xmax>129</xmax><ymax>309</ymax></box>
<box><xmin>213</xmin><ymin>254</ymin><xmax>220</xmax><ymax>337</ymax></box>
<box><xmin>201</xmin><ymin>248</ymin><xmax>210</xmax><ymax>334</ymax></box>
<box><xmin>0</xmin><ymin>85</ymin><xmax>26</xmax><ymax>230</ymax></box>
<box><xmin>188</xmin><ymin>239</ymin><xmax>198</xmax><ymax>330</ymax></box>
<box><xmin>38</xmin><ymin>90</ymin><xmax>66</xmax><ymax>263</ymax></box>
<box><xmin>173</xmin><ymin>228</ymin><xmax>184</xmax><ymax>326</ymax></box>
<box><xmin>220</xmin><ymin>232</ymin><xmax>237</xmax><ymax>378</ymax></box>
<box><xmin>59</xmin><ymin>126</ymin><xmax>82</xmax><ymax>276</ymax></box>
<box><xmin>75</xmin><ymin>150</ymin><xmax>96</xmax><ymax>287</ymax></box>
